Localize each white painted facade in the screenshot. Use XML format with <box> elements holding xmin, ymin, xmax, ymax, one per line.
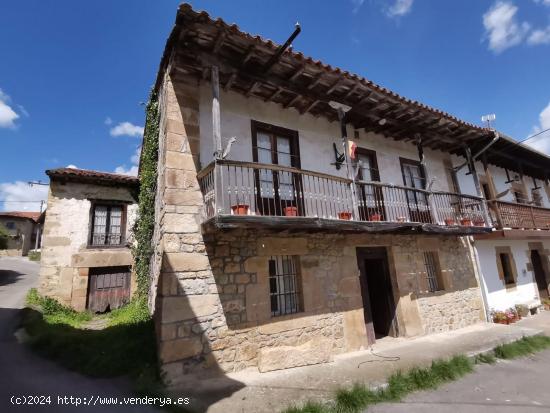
<box><xmin>474</xmin><ymin>239</ymin><xmax>548</xmax><ymax>311</ymax></box>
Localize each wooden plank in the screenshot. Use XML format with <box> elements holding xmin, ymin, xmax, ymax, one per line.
<box><xmin>211</xmin><ymin>66</ymin><xmax>222</xmax><ymax>157</ymax></box>
<box><xmin>284</xmin><ymin>94</ymin><xmax>301</xmax><ymax>109</ymax></box>
<box><xmin>224</xmin><ymin>72</ymin><xmax>237</xmax><ymax>90</ymax></box>
<box><xmin>302</xmin><ymin>99</ymin><xmax>319</xmax><ymax>114</ymax></box>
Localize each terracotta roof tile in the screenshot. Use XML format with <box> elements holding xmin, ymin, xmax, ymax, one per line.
<box><xmin>0</xmin><ymin>211</ymin><xmax>41</xmax><ymax>222</ymax></box>
<box><xmin>46</xmin><ymin>168</ymin><xmax>139</xmax><ymax>186</ymax></box>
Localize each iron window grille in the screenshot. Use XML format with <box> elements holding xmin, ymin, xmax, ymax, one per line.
<box><xmin>269</xmin><ymin>255</ymin><xmax>302</xmax><ymax>317</ymax></box>
<box><xmin>90</xmin><ymin>204</ymin><xmax>124</xmax><ymax>246</ymax></box>
<box><xmin>423</xmin><ymin>251</ymin><xmax>442</xmax><ymax>292</ymax></box>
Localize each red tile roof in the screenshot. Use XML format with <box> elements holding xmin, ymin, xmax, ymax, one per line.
<box><xmin>46</xmin><ymin>168</ymin><xmax>139</xmax><ymax>187</ymax></box>
<box><xmin>0</xmin><ymin>211</ymin><xmax>41</xmax><ymax>222</ymax></box>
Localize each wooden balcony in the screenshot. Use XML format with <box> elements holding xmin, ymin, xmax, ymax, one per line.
<box><xmin>490</xmin><ymin>200</ymin><xmax>550</xmax><ymax>230</ymax></box>
<box><xmin>198</xmin><ymin>160</ymin><xmax>491</xmax><ymax>235</ymax></box>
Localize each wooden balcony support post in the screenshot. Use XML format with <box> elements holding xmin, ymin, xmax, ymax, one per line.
<box><xmin>416</xmin><ymin>135</ymin><xmax>438</xmax><ymax>224</ymax></box>
<box><xmin>212</xmin><ymin>65</ymin><xmax>224</xmax><ymax>214</ymax></box>
<box><xmin>465</xmin><ymin>146</ymin><xmax>491</xmax><ymax>226</ymax></box>
<box><xmin>336</xmin><ymin>106</ymin><xmax>360</xmax><ymax>220</ymax></box>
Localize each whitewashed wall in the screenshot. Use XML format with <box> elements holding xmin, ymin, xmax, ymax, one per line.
<box><xmin>475</xmin><ymin>238</ymin><xmax>545</xmax><ymax>311</ymax></box>
<box><xmin>199</xmin><ymin>84</ymin><xmax>456</xmax><ymax>193</ymax></box>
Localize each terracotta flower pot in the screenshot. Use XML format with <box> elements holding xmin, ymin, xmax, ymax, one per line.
<box><xmin>338</xmin><ymin>211</ymin><xmax>352</xmax><ymax>220</ymax></box>
<box><xmin>444</xmin><ymin>218</ymin><xmax>456</xmax><ymax>226</ymax></box>
<box><xmin>284</xmin><ymin>206</ymin><xmax>298</xmax><ymax>217</ymax></box>
<box><xmin>460</xmin><ymin>218</ymin><xmax>472</xmax><ymax>226</ymax></box>
<box><xmin>231</xmin><ymin>204</ymin><xmax>250</xmax><ymax>215</ymax></box>
<box><xmin>370</xmin><ymin>214</ymin><xmax>382</xmax><ymax>222</ymax></box>
<box><xmin>473</xmin><ymin>219</ymin><xmax>485</xmax><ymax>227</ymax></box>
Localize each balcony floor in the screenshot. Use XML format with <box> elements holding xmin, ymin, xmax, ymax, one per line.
<box><xmin>202</xmin><ymin>215</ymin><xmax>492</xmax><ymax>236</ymax></box>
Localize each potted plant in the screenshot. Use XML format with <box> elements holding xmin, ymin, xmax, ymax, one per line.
<box><xmin>542</xmin><ymin>298</ymin><xmax>550</xmax><ymax>311</ymax></box>
<box><xmin>397</xmin><ymin>216</ymin><xmax>406</xmax><ymax>223</ymax></box>
<box><xmin>370</xmin><ymin>213</ymin><xmax>382</xmax><ymax>222</ymax></box>
<box><xmin>505</xmin><ymin>308</ymin><xmax>518</xmax><ymax>323</ymax></box>
<box><xmin>231</xmin><ymin>203</ymin><xmax>250</xmax><ymax>215</ymax></box>
<box><xmin>473</xmin><ymin>218</ymin><xmax>485</xmax><ymax>227</ymax></box>
<box><xmin>444</xmin><ymin>218</ymin><xmax>456</xmax><ymax>226</ymax></box>
<box><xmin>284</xmin><ymin>206</ymin><xmax>298</xmax><ymax>217</ymax></box>
<box><xmin>338</xmin><ymin>211</ymin><xmax>352</xmax><ymax>220</ymax></box>
<box><xmin>491</xmin><ymin>310</ymin><xmax>508</xmax><ymax>325</ymax></box>
<box><xmin>515</xmin><ymin>304</ymin><xmax>529</xmax><ymax>318</ymax></box>
<box><xmin>460</xmin><ymin>217</ymin><xmax>472</xmax><ymax>226</ymax></box>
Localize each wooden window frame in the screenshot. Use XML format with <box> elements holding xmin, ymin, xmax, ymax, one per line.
<box><xmin>399</xmin><ymin>157</ymin><xmax>426</xmax><ymax>189</ymax></box>
<box><xmin>495</xmin><ymin>246</ymin><xmax>518</xmax><ymax>287</ymax></box>
<box><xmin>356</xmin><ymin>147</ymin><xmax>380</xmax><ymax>181</ymax></box>
<box><xmin>423</xmin><ymin>251</ymin><xmax>445</xmax><ymax>293</ymax></box>
<box><xmin>88</xmin><ymin>201</ymin><xmax>128</xmax><ymax>249</ymax></box>
<box><xmin>251</xmin><ymin>120</ymin><xmax>301</xmax><ymax>168</ymax></box>
<box><xmin>268</xmin><ymin>255</ymin><xmax>304</xmax><ymax>318</ymax></box>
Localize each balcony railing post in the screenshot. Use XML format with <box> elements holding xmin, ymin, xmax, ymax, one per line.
<box><xmin>214</xmin><ymin>161</ymin><xmax>225</xmax><ymax>215</ymax></box>
<box><xmin>529</xmin><ymin>205</ymin><xmax>536</xmax><ymax>229</ymax></box>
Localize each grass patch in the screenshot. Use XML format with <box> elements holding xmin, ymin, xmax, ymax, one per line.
<box><xmin>26</xmin><ymin>288</ymin><xmax>92</xmax><ymax>327</ymax></box>
<box><xmin>493</xmin><ymin>335</ymin><xmax>550</xmax><ymax>359</ymax></box>
<box><xmin>284</xmin><ymin>355</ymin><xmax>473</xmax><ymax>413</ymax></box>
<box><xmin>28</xmin><ymin>250</ymin><xmax>41</xmax><ymax>261</ymax></box>
<box><xmin>22</xmin><ymin>290</ymin><xmax>156</xmax><ymax>378</ymax></box>
<box><xmin>474</xmin><ymin>352</ymin><xmax>496</xmax><ymax>364</ymax></box>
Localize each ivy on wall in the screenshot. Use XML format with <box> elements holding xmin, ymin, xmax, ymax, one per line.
<box><xmin>132</xmin><ymin>92</ymin><xmax>160</xmax><ymax>300</ymax></box>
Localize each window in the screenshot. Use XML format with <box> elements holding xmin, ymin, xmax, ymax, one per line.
<box><xmin>5</xmin><ymin>221</ymin><xmax>15</xmax><ymax>230</ymax></box>
<box><xmin>90</xmin><ymin>204</ymin><xmax>125</xmax><ymax>246</ymax></box>
<box><xmin>499</xmin><ymin>253</ymin><xmax>515</xmax><ymax>285</ymax></box>
<box><xmin>269</xmin><ymin>255</ymin><xmax>303</xmax><ymax>317</ymax></box>
<box><xmin>532</xmin><ymin>189</ymin><xmax>543</xmax><ymax>207</ymax></box>
<box><xmin>423</xmin><ymin>251</ymin><xmax>444</xmax><ymax>292</ymax></box>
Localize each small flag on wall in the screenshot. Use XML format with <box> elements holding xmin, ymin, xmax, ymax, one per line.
<box><xmin>348</xmin><ymin>140</ymin><xmax>357</xmax><ymax>160</ymax></box>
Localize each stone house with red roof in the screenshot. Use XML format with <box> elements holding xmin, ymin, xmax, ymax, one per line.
<box><xmin>0</xmin><ymin>211</ymin><xmax>41</xmax><ymax>256</ymax></box>
<box><xmin>38</xmin><ymin>168</ymin><xmax>139</xmax><ymax>312</ymax></box>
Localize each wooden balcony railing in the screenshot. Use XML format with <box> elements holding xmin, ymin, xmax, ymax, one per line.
<box><xmin>490</xmin><ymin>200</ymin><xmax>550</xmax><ymax>230</ymax></box>
<box><xmin>198</xmin><ymin>160</ymin><xmax>489</xmax><ymax>228</ymax></box>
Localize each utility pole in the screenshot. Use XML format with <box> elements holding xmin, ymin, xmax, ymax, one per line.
<box><xmin>28</xmin><ymin>181</ymin><xmax>48</xmax><ymax>251</ymax></box>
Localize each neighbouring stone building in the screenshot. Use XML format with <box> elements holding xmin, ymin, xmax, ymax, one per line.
<box><xmin>146</xmin><ymin>4</ymin><xmax>495</xmax><ymax>383</ymax></box>
<box><xmin>38</xmin><ymin>168</ymin><xmax>139</xmax><ymax>312</ymax></box>
<box><xmin>0</xmin><ymin>211</ymin><xmax>41</xmax><ymax>256</ymax></box>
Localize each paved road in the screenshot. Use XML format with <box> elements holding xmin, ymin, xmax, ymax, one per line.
<box><xmin>368</xmin><ymin>348</ymin><xmax>550</xmax><ymax>413</ymax></box>
<box><xmin>0</xmin><ymin>257</ymin><xmax>160</xmax><ymax>412</ymax></box>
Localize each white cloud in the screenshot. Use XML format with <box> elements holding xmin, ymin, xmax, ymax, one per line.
<box><xmin>483</xmin><ymin>1</ymin><xmax>530</xmax><ymax>53</ymax></box>
<box><xmin>104</xmin><ymin>117</ymin><xmax>112</xmax><ymax>125</ymax></box>
<box><xmin>0</xmin><ymin>89</ymin><xmax>19</xmax><ymax>129</ymax></box>
<box><xmin>534</xmin><ymin>0</ymin><xmax>550</xmax><ymax>6</ymax></box>
<box><xmin>114</xmin><ymin>146</ymin><xmax>141</xmax><ymax>176</ymax></box>
<box><xmin>387</xmin><ymin>0</ymin><xmax>414</xmax><ymax>17</ymax></box>
<box><xmin>351</xmin><ymin>0</ymin><xmax>365</xmax><ymax>14</ymax></box>
<box><xmin>66</xmin><ymin>164</ymin><xmax>78</xmax><ymax>169</ymax></box>
<box><xmin>527</xmin><ymin>101</ymin><xmax>550</xmax><ymax>154</ymax></box>
<box><xmin>0</xmin><ymin>181</ymin><xmax>49</xmax><ymax>212</ymax></box>
<box><xmin>109</xmin><ymin>121</ymin><xmax>144</xmax><ymax>138</ymax></box>
<box><xmin>528</xmin><ymin>26</ymin><xmax>550</xmax><ymax>45</ymax></box>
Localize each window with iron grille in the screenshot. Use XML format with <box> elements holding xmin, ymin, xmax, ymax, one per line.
<box><xmin>90</xmin><ymin>204</ymin><xmax>125</xmax><ymax>246</ymax></box>
<box><xmin>269</xmin><ymin>255</ymin><xmax>302</xmax><ymax>317</ymax></box>
<box><xmin>423</xmin><ymin>251</ymin><xmax>443</xmax><ymax>292</ymax></box>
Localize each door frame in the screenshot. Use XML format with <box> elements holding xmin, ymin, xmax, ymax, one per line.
<box><xmin>400</xmin><ymin>157</ymin><xmax>431</xmax><ymax>223</ymax></box>
<box><xmin>529</xmin><ymin>248</ymin><xmax>550</xmax><ymax>298</ymax></box>
<box><xmin>356</xmin><ymin>148</ymin><xmax>386</xmax><ymax>221</ymax></box>
<box><xmin>251</xmin><ymin>120</ymin><xmax>303</xmax><ymax>216</ymax></box>
<box><xmin>356</xmin><ymin>247</ymin><xmax>399</xmax><ymax>345</ymax></box>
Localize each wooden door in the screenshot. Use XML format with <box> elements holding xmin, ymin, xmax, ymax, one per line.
<box><xmin>400</xmin><ymin>158</ymin><xmax>431</xmax><ymax>223</ymax></box>
<box><xmin>356</xmin><ymin>247</ymin><xmax>398</xmax><ymax>345</ymax></box>
<box><xmin>87</xmin><ymin>266</ymin><xmax>131</xmax><ymax>312</ymax></box>
<box><xmin>252</xmin><ymin>121</ymin><xmax>303</xmax><ymax>216</ymax></box>
<box><xmin>531</xmin><ymin>250</ymin><xmax>549</xmax><ymax>298</ymax></box>
<box><xmin>356</xmin><ymin>148</ymin><xmax>385</xmax><ymax>221</ymax></box>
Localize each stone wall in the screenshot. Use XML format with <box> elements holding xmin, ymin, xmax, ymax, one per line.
<box><xmin>0</xmin><ymin>217</ymin><xmax>36</xmax><ymax>256</ymax></box>
<box><xmin>153</xmin><ymin>73</ymin><xmax>485</xmax><ymax>383</ymax></box>
<box><xmin>39</xmin><ymin>180</ymin><xmax>137</xmax><ymax>310</ymax></box>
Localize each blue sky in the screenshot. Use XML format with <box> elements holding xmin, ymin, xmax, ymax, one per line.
<box><xmin>1</xmin><ymin>0</ymin><xmax>550</xmax><ymax>211</ymax></box>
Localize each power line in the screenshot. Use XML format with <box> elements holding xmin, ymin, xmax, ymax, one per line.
<box><xmin>0</xmin><ymin>200</ymin><xmax>45</xmax><ymax>203</ymax></box>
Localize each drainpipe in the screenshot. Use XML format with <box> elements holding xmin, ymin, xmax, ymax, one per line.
<box><xmin>468</xmin><ymin>236</ymin><xmax>491</xmax><ymax>322</ymax></box>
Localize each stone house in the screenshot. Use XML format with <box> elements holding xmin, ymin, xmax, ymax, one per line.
<box><xmin>0</xmin><ymin>211</ymin><xmax>41</xmax><ymax>256</ymax></box>
<box><xmin>38</xmin><ymin>168</ymin><xmax>139</xmax><ymax>312</ymax></box>
<box><xmin>145</xmin><ymin>4</ymin><xmax>509</xmax><ymax>383</ymax></box>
